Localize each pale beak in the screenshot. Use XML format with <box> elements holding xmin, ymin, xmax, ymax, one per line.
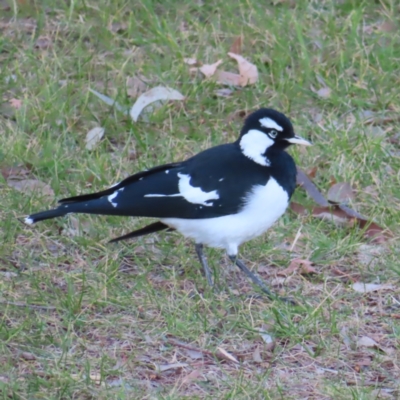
<box><xmin>286</xmin><ymin>135</ymin><xmax>312</xmax><ymax>146</ymax></box>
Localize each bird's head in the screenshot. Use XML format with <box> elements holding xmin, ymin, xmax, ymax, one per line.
<box><xmin>238</xmin><ymin>108</ymin><xmax>311</xmax><ymax>165</ymax></box>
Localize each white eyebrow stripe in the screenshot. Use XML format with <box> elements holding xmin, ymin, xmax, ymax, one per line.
<box><xmin>259</xmin><ymin>117</ymin><xmax>283</xmax><ymax>131</ymax></box>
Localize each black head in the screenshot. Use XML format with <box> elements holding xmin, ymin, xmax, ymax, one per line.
<box><xmin>237</xmin><ymin>108</ymin><xmax>311</xmax><ymax>166</ymax></box>
<box><xmin>240</xmin><ymin>108</ymin><xmax>311</xmax><ymax>149</ymax></box>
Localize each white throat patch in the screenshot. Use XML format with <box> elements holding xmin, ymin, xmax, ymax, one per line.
<box><xmin>239</xmin><ymin>129</ymin><xmax>273</xmax><ymax>166</ymax></box>
<box><xmin>259</xmin><ymin>117</ymin><xmax>283</xmax><ymax>131</ymax></box>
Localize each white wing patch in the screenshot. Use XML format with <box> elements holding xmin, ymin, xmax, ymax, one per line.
<box><xmin>259</xmin><ymin>117</ymin><xmax>283</xmax><ymax>131</ymax></box>
<box><xmin>239</xmin><ymin>129</ymin><xmax>273</xmax><ymax>166</ymax></box>
<box><xmin>145</xmin><ymin>173</ymin><xmax>219</xmax><ymax>206</ymax></box>
<box><xmin>107</xmin><ymin>192</ymin><xmax>118</xmax><ymax>207</ymax></box>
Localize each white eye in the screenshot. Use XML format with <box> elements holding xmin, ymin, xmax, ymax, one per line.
<box><xmin>269</xmin><ymin>129</ymin><xmax>278</xmax><ymax>139</ymax></box>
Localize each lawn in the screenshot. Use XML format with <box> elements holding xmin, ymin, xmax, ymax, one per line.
<box><xmin>1</xmin><ymin>0</ymin><xmax>399</xmax><ymax>398</ymax></box>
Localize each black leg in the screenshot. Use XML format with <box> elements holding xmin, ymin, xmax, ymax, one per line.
<box><xmin>195</xmin><ymin>243</ymin><xmax>214</xmax><ymax>287</ymax></box>
<box><xmin>229</xmin><ymin>255</ymin><xmax>295</xmax><ymax>305</ymax></box>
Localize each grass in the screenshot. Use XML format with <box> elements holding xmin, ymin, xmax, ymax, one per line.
<box><xmin>1</xmin><ymin>0</ymin><xmax>400</xmax><ymax>398</ymax></box>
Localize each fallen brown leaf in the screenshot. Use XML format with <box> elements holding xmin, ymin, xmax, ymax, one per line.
<box><xmin>19</xmin><ymin>352</ymin><xmax>36</xmax><ymax>361</ymax></box>
<box><xmin>129</xmin><ymin>86</ymin><xmax>185</xmax><ymax>122</ymax></box>
<box><xmin>35</xmin><ymin>36</ymin><xmax>53</xmax><ymax>49</ymax></box>
<box><xmin>126</xmin><ymin>75</ymin><xmax>148</xmax><ymax>98</ymax></box>
<box><xmin>307</xmin><ymin>166</ymin><xmax>318</xmax><ymax>178</ymax></box>
<box><xmin>378</xmin><ymin>20</ymin><xmax>397</xmax><ymax>33</ymax></box>
<box><xmin>1</xmin><ymin>165</ymin><xmax>30</xmax><ymax>180</ymax></box>
<box><xmin>316</xmin><ymin>87</ymin><xmax>331</xmax><ymax>99</ymax></box>
<box><xmin>356</xmin><ymin>336</ymin><xmax>392</xmax><ymax>354</ymax></box>
<box><xmin>215</xmin><ymin>70</ymin><xmax>241</xmax><ymax>86</ymax></box>
<box><xmin>327</xmin><ymin>182</ymin><xmax>355</xmax><ymax>204</ymax></box>
<box><xmin>85</xmin><ymin>127</ymin><xmax>105</xmax><ymax>150</ymax></box>
<box><xmin>216</xmin><ymin>347</ymin><xmax>239</xmax><ymax>364</ymax></box>
<box><xmin>229</xmin><ymin>36</ymin><xmax>242</xmax><ymax>54</ymax></box>
<box><xmin>157</xmin><ymin>362</ymin><xmax>188</xmax><ymax>372</ymax></box>
<box><xmin>227</xmin><ymin>52</ymin><xmax>258</xmax><ymax>86</ymax></box>
<box><xmin>296</xmin><ymin>168</ymin><xmax>329</xmax><ymax>206</ymax></box>
<box><xmin>9</xmin><ymin>98</ymin><xmax>23</xmax><ymax>109</ymax></box>
<box><xmin>278</xmin><ymin>258</ymin><xmax>317</xmax><ymax>276</ymax></box>
<box><xmin>183</xmin><ymin>57</ymin><xmax>199</xmax><ymax>66</ymax></box>
<box><xmin>295</xmin><ymin>168</ymin><xmax>390</xmax><ymax>243</ymax></box>
<box><xmin>352</xmin><ymin>282</ymin><xmax>394</xmax><ymax>293</ymax></box>
<box><xmin>8</xmin><ymin>179</ymin><xmax>54</xmax><ymax>197</ymax></box>
<box><xmin>198</xmin><ymin>60</ymin><xmax>223</xmax><ymax>78</ymax></box>
<box><xmin>252</xmin><ymin>345</ymin><xmax>263</xmax><ymax>363</ymax></box>
<box><xmin>181</xmin><ymin>369</ymin><xmax>201</xmax><ymax>385</ymax></box>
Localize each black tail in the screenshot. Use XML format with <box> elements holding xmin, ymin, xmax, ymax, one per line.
<box><xmin>25</xmin><ymin>206</ymin><xmax>70</xmax><ymax>224</ymax></box>
<box><xmin>25</xmin><ymin>196</ymin><xmax>119</xmax><ymax>225</ymax></box>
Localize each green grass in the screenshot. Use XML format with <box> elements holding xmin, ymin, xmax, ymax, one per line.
<box><xmin>1</xmin><ymin>0</ymin><xmax>400</xmax><ymax>398</ymax></box>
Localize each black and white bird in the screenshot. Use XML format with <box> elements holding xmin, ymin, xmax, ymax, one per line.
<box><xmin>25</xmin><ymin>108</ymin><xmax>311</xmax><ymax>300</ymax></box>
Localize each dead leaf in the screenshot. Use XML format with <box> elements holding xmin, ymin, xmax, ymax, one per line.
<box><xmin>216</xmin><ymin>347</ymin><xmax>239</xmax><ymax>364</ymax></box>
<box><xmin>229</xmin><ymin>36</ymin><xmax>242</xmax><ymax>54</ymax></box>
<box><xmin>183</xmin><ymin>57</ymin><xmax>198</xmax><ymax>66</ymax></box>
<box><xmin>20</xmin><ymin>352</ymin><xmax>36</xmax><ymax>361</ymax></box>
<box><xmin>352</xmin><ymin>282</ymin><xmax>394</xmax><ymax>293</ymax></box>
<box><xmin>1</xmin><ymin>165</ymin><xmax>30</xmax><ymax>180</ymax></box>
<box><xmin>198</xmin><ymin>60</ymin><xmax>223</xmax><ymax>78</ymax></box>
<box><xmin>227</xmin><ymin>52</ymin><xmax>258</xmax><ymax>86</ymax></box>
<box><xmin>89</xmin><ymin>88</ymin><xmax>127</xmax><ymax>113</ymax></box>
<box><xmin>296</xmin><ymin>168</ymin><xmax>329</xmax><ymax>207</ymax></box>
<box><xmin>278</xmin><ymin>258</ymin><xmax>317</xmax><ymax>276</ymax></box>
<box><xmin>327</xmin><ymin>182</ymin><xmax>355</xmax><ymax>204</ymax></box>
<box><xmin>295</xmin><ymin>168</ymin><xmax>390</xmax><ymax>243</ymax></box>
<box><xmin>185</xmin><ymin>349</ymin><xmax>203</xmax><ymax>360</ymax></box>
<box><xmin>157</xmin><ymin>362</ymin><xmax>188</xmax><ymax>372</ymax></box>
<box><xmin>312</xmin><ymin>206</ymin><xmax>351</xmax><ymax>226</ymax></box>
<box><xmin>252</xmin><ymin>346</ymin><xmax>263</xmax><ymax>363</ymax></box>
<box><xmin>259</xmin><ymin>331</ymin><xmax>273</xmax><ymax>344</ymax></box>
<box><xmin>109</xmin><ymin>22</ymin><xmax>127</xmax><ymax>33</ymax></box>
<box><xmin>307</xmin><ymin>166</ymin><xmax>318</xmax><ymax>178</ymax></box>
<box><xmin>357</xmin><ymin>336</ymin><xmax>378</xmax><ymax>348</ymax></box>
<box><xmin>35</xmin><ymin>36</ymin><xmax>53</xmax><ymax>49</ymax></box>
<box><xmin>126</xmin><ymin>76</ymin><xmax>148</xmax><ymax>98</ymax></box>
<box><xmin>215</xmin><ymin>70</ymin><xmax>241</xmax><ymax>86</ymax></box>
<box><xmin>8</xmin><ymin>179</ymin><xmax>54</xmax><ymax>197</ymax></box>
<box><xmin>356</xmin><ymin>336</ymin><xmax>392</xmax><ymax>354</ymax></box>
<box><xmin>129</xmin><ymin>86</ymin><xmax>185</xmax><ymax>122</ymax></box>
<box><xmin>85</xmin><ymin>127</ymin><xmax>105</xmax><ymax>150</ymax></box>
<box><xmin>378</xmin><ymin>21</ymin><xmax>397</xmax><ymax>33</ymax></box>
<box><xmin>9</xmin><ymin>98</ymin><xmax>23</xmax><ymax>109</ymax></box>
<box><xmin>357</xmin><ymin>244</ymin><xmax>385</xmax><ymax>267</ymax></box>
<box><xmin>316</xmin><ymin>87</ymin><xmax>331</xmax><ymax>99</ymax></box>
<box><xmin>181</xmin><ymin>369</ymin><xmax>201</xmax><ymax>385</ymax></box>
<box><xmin>214</xmin><ymin>88</ymin><xmax>234</xmax><ymax>97</ymax></box>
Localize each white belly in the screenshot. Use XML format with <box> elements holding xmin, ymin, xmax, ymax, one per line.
<box><xmin>162</xmin><ymin>178</ymin><xmax>289</xmax><ymax>256</ymax></box>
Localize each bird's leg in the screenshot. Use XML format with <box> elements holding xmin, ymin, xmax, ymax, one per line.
<box><xmin>195</xmin><ymin>243</ymin><xmax>214</xmax><ymax>287</ymax></box>
<box><xmin>229</xmin><ymin>255</ymin><xmax>274</xmax><ymax>298</ymax></box>
<box><xmin>229</xmin><ymin>255</ymin><xmax>295</xmax><ymax>304</ymax></box>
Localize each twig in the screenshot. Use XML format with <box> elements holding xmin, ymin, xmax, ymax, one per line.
<box><xmin>165</xmin><ymin>337</ymin><xmax>239</xmax><ymax>364</ymax></box>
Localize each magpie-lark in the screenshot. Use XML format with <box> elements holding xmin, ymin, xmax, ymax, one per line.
<box><xmin>25</xmin><ymin>108</ymin><xmax>311</xmax><ymax>300</ymax></box>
